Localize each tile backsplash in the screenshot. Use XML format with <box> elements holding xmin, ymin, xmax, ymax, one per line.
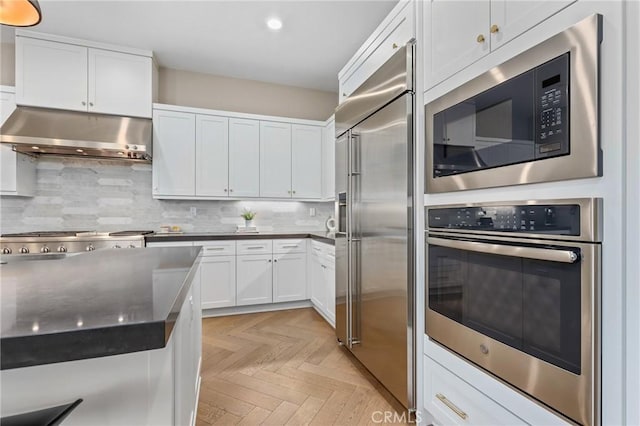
<box><xmin>0</xmin><ymin>157</ymin><xmax>334</xmax><ymax>234</ymax></box>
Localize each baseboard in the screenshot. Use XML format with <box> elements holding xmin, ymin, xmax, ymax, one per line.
<box><xmin>202</xmin><ymin>300</ymin><xmax>313</xmax><ymax>317</ymax></box>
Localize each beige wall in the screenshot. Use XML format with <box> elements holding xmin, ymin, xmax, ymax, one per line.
<box><xmin>0</xmin><ymin>44</ymin><xmax>337</xmax><ymax>120</ymax></box>
<box><xmin>158</xmin><ymin>67</ymin><xmax>337</xmax><ymax>121</ymax></box>
<box><xmin>1</xmin><ymin>43</ymin><xmax>15</xmax><ymax>86</ymax></box>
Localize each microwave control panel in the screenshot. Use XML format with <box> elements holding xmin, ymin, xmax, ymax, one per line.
<box><xmin>535</xmin><ymin>53</ymin><xmax>570</xmax><ymax>158</ymax></box>
<box><xmin>427</xmin><ymin>204</ymin><xmax>580</xmax><ymax>236</ymax></box>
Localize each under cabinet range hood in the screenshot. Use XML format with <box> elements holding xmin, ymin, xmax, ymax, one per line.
<box><xmin>0</xmin><ymin>107</ymin><xmax>152</xmax><ymax>161</ymax></box>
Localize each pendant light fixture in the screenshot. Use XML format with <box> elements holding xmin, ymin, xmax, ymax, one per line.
<box><xmin>0</xmin><ymin>0</ymin><xmax>42</xmax><ymax>27</ymax></box>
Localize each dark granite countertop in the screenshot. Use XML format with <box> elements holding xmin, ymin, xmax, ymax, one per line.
<box><xmin>0</xmin><ymin>247</ymin><xmax>201</xmax><ymax>370</ymax></box>
<box><xmin>146</xmin><ymin>231</ymin><xmax>335</xmax><ymax>246</ymax></box>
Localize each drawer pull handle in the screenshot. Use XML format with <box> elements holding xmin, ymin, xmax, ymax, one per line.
<box><xmin>247</xmin><ymin>246</ymin><xmax>264</xmax><ymax>249</ymax></box>
<box><xmin>313</xmin><ymin>247</ymin><xmax>322</xmax><ymax>251</ymax></box>
<box><xmin>205</xmin><ymin>247</ymin><xmax>225</xmax><ymax>251</ymax></box>
<box><xmin>282</xmin><ymin>245</ymin><xmax>299</xmax><ymax>248</ymax></box>
<box><xmin>436</xmin><ymin>393</ymin><xmax>468</xmax><ymax>420</ymax></box>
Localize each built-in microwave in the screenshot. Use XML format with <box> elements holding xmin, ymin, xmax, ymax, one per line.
<box><xmin>425</xmin><ymin>15</ymin><xmax>602</xmax><ymax>193</ymax></box>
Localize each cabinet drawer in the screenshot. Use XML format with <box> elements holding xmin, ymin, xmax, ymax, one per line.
<box><xmin>196</xmin><ymin>240</ymin><xmax>236</xmax><ymax>256</ymax></box>
<box><xmin>146</xmin><ymin>241</ymin><xmax>194</xmax><ymax>248</ymax></box>
<box><xmin>273</xmin><ymin>239</ymin><xmax>307</xmax><ymax>254</ymax></box>
<box><xmin>236</xmin><ymin>240</ymin><xmax>273</xmax><ymax>255</ymax></box>
<box><xmin>424</xmin><ymin>356</ymin><xmax>526</xmax><ymax>426</ymax></box>
<box><xmin>310</xmin><ymin>240</ymin><xmax>333</xmax><ymax>256</ymax></box>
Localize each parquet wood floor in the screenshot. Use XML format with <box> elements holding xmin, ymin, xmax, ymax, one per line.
<box><xmin>196</xmin><ymin>308</ymin><xmax>408</xmax><ymax>425</ymax></box>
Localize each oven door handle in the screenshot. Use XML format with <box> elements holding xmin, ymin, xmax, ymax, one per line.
<box><xmin>427</xmin><ymin>237</ymin><xmax>579</xmax><ymax>263</ymax></box>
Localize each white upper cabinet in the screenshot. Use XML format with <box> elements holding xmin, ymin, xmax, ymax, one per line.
<box><xmin>16</xmin><ymin>37</ymin><xmax>88</xmax><ymax>112</ymax></box>
<box><xmin>490</xmin><ymin>1</ymin><xmax>575</xmax><ymax>49</ymax></box>
<box><xmin>0</xmin><ymin>88</ymin><xmax>35</xmax><ymax>197</ymax></box>
<box><xmin>15</xmin><ymin>31</ymin><xmax>153</xmax><ymax>118</ymax></box>
<box><xmin>424</xmin><ymin>0</ymin><xmax>575</xmax><ymax>89</ymax></box>
<box><xmin>229</xmin><ymin>118</ymin><xmax>260</xmax><ymax>197</ymax></box>
<box><xmin>152</xmin><ymin>110</ymin><xmax>195</xmax><ymax>196</ymax></box>
<box><xmin>322</xmin><ymin>117</ymin><xmax>336</xmax><ymax>200</ymax></box>
<box><xmin>260</xmin><ymin>121</ymin><xmax>292</xmax><ymax>198</ymax></box>
<box><xmin>88</xmin><ymin>48</ymin><xmax>152</xmax><ymax>118</ymax></box>
<box><xmin>196</xmin><ymin>115</ymin><xmax>229</xmax><ymax>197</ymax></box>
<box><xmin>152</xmin><ymin>104</ymin><xmax>325</xmax><ymax>200</ymax></box>
<box><xmin>425</xmin><ymin>0</ymin><xmax>490</xmax><ymax>89</ymax></box>
<box><xmin>291</xmin><ymin>124</ymin><xmax>322</xmax><ymax>199</ymax></box>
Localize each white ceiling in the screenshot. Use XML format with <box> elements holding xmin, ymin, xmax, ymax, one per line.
<box><xmin>0</xmin><ymin>0</ymin><xmax>398</xmax><ymax>92</ymax></box>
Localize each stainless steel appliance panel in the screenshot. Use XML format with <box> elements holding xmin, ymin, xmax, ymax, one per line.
<box><xmin>335</xmin><ymin>133</ymin><xmax>349</xmax><ymax>345</ymax></box>
<box><xmin>425</xmin><ymin>198</ymin><xmax>601</xmax><ymax>425</ymax></box>
<box><xmin>350</xmin><ymin>94</ymin><xmax>410</xmax><ymax>407</ymax></box>
<box><xmin>425</xmin><ymin>14</ymin><xmax>601</xmax><ymax>193</ymax></box>
<box><xmin>335</xmin><ymin>43</ymin><xmax>413</xmax><ymax>138</ymax></box>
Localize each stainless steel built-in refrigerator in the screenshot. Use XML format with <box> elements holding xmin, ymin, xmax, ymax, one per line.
<box><xmin>334</xmin><ymin>42</ymin><xmax>415</xmax><ymax>410</ymax></box>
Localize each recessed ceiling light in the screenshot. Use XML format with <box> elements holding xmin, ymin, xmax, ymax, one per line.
<box><xmin>31</xmin><ymin>146</ymin><xmax>39</xmax><ymax>149</ymax></box>
<box><xmin>76</xmin><ymin>149</ymin><xmax>84</xmax><ymax>153</ymax></box>
<box><xmin>267</xmin><ymin>17</ymin><xmax>282</xmax><ymax>31</ymax></box>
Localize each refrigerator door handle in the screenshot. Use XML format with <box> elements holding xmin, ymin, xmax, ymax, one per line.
<box><xmin>349</xmin><ymin>132</ymin><xmax>362</xmax><ymax>347</ymax></box>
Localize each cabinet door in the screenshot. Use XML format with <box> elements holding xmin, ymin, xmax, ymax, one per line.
<box><xmin>196</xmin><ymin>115</ymin><xmax>229</xmax><ymax>197</ymax></box>
<box><xmin>200</xmin><ymin>256</ymin><xmax>236</xmax><ymax>309</ymax></box>
<box><xmin>260</xmin><ymin>121</ymin><xmax>292</xmax><ymax>198</ymax></box>
<box><xmin>229</xmin><ymin>118</ymin><xmax>260</xmax><ymax>197</ymax></box>
<box><xmin>291</xmin><ymin>124</ymin><xmax>322</xmax><ymax>199</ymax></box>
<box><xmin>16</xmin><ymin>36</ymin><xmax>88</xmax><ymax>111</ymax></box>
<box><xmin>273</xmin><ymin>253</ymin><xmax>307</xmax><ymax>303</ymax></box>
<box><xmin>174</xmin><ymin>285</ymin><xmax>196</xmax><ymax>426</ymax></box>
<box><xmin>310</xmin><ymin>255</ymin><xmax>325</xmax><ymax>310</ymax></box>
<box><xmin>325</xmin><ymin>258</ymin><xmax>336</xmax><ymax>323</ymax></box>
<box><xmin>322</xmin><ymin>119</ymin><xmax>336</xmax><ymax>200</ymax></box>
<box><xmin>88</xmin><ymin>48</ymin><xmax>152</xmax><ymax>118</ymax></box>
<box><xmin>152</xmin><ymin>110</ymin><xmax>195</xmax><ymax>196</ymax></box>
<box><xmin>424</xmin><ymin>0</ymin><xmax>490</xmax><ymax>89</ymax></box>
<box><xmin>236</xmin><ymin>254</ymin><xmax>273</xmax><ymax>306</ymax></box>
<box><xmin>0</xmin><ymin>92</ymin><xmax>17</xmax><ymax>194</ymax></box>
<box><xmin>490</xmin><ymin>0</ymin><xmax>575</xmax><ymax>49</ymax></box>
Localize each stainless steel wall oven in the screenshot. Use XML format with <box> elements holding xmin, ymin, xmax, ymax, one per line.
<box><xmin>425</xmin><ymin>15</ymin><xmax>602</xmax><ymax>193</ymax></box>
<box><xmin>426</xmin><ymin>199</ymin><xmax>601</xmax><ymax>425</ymax></box>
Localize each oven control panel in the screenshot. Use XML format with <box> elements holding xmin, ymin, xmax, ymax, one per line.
<box><xmin>428</xmin><ymin>204</ymin><xmax>581</xmax><ymax>235</ymax></box>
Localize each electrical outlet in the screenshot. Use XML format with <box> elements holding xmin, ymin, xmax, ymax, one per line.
<box><xmin>190</xmin><ymin>207</ymin><xmax>197</xmax><ymax>217</ymax></box>
<box><xmin>309</xmin><ymin>207</ymin><xmax>316</xmax><ymax>217</ymax></box>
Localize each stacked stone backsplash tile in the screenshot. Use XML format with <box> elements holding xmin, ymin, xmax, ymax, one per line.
<box><xmin>0</xmin><ymin>158</ymin><xmax>334</xmax><ymax>234</ymax></box>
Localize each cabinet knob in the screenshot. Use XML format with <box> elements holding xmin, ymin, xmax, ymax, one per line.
<box><xmin>229</xmin><ymin>189</ymin><xmax>233</xmax><ymax>193</ymax></box>
<box><xmin>292</xmin><ymin>190</ymin><xmax>296</xmax><ymax>194</ymax></box>
<box><xmin>477</xmin><ymin>34</ymin><xmax>486</xmax><ymax>43</ymax></box>
<box><xmin>342</xmin><ymin>92</ymin><xmax>347</xmax><ymax>97</ymax></box>
<box><xmin>392</xmin><ymin>43</ymin><xmax>398</xmax><ymax>49</ymax></box>
<box><xmin>268</xmin><ymin>259</ymin><xmax>272</xmax><ymax>263</ymax></box>
<box><xmin>274</xmin><ymin>259</ymin><xmax>278</xmax><ymax>263</ymax></box>
<box><xmin>490</xmin><ymin>24</ymin><xmax>499</xmax><ymax>34</ymax></box>
<box><xmin>81</xmin><ymin>101</ymin><xmax>86</xmax><ymax>106</ymax></box>
<box><xmin>89</xmin><ymin>102</ymin><xmax>94</xmax><ymax>107</ymax></box>
<box><xmin>224</xmin><ymin>188</ymin><xmax>228</xmax><ymax>192</ymax></box>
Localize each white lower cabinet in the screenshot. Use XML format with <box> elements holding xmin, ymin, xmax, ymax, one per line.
<box><xmin>200</xmin><ymin>256</ymin><xmax>236</xmax><ymax>309</ymax></box>
<box><xmin>310</xmin><ymin>241</ymin><xmax>336</xmax><ymax>327</ymax></box>
<box><xmin>273</xmin><ymin>253</ymin><xmax>307</xmax><ymax>303</ymax></box>
<box><xmin>174</xmin><ymin>275</ymin><xmax>202</xmax><ymax>426</ymax></box>
<box><xmin>236</xmin><ymin>254</ymin><xmax>273</xmax><ymax>306</ymax></box>
<box><xmin>424</xmin><ymin>355</ymin><xmax>526</xmax><ymax>426</ymax></box>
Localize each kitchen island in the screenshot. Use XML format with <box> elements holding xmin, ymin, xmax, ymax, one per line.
<box><xmin>0</xmin><ymin>247</ymin><xmax>202</xmax><ymax>426</ymax></box>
